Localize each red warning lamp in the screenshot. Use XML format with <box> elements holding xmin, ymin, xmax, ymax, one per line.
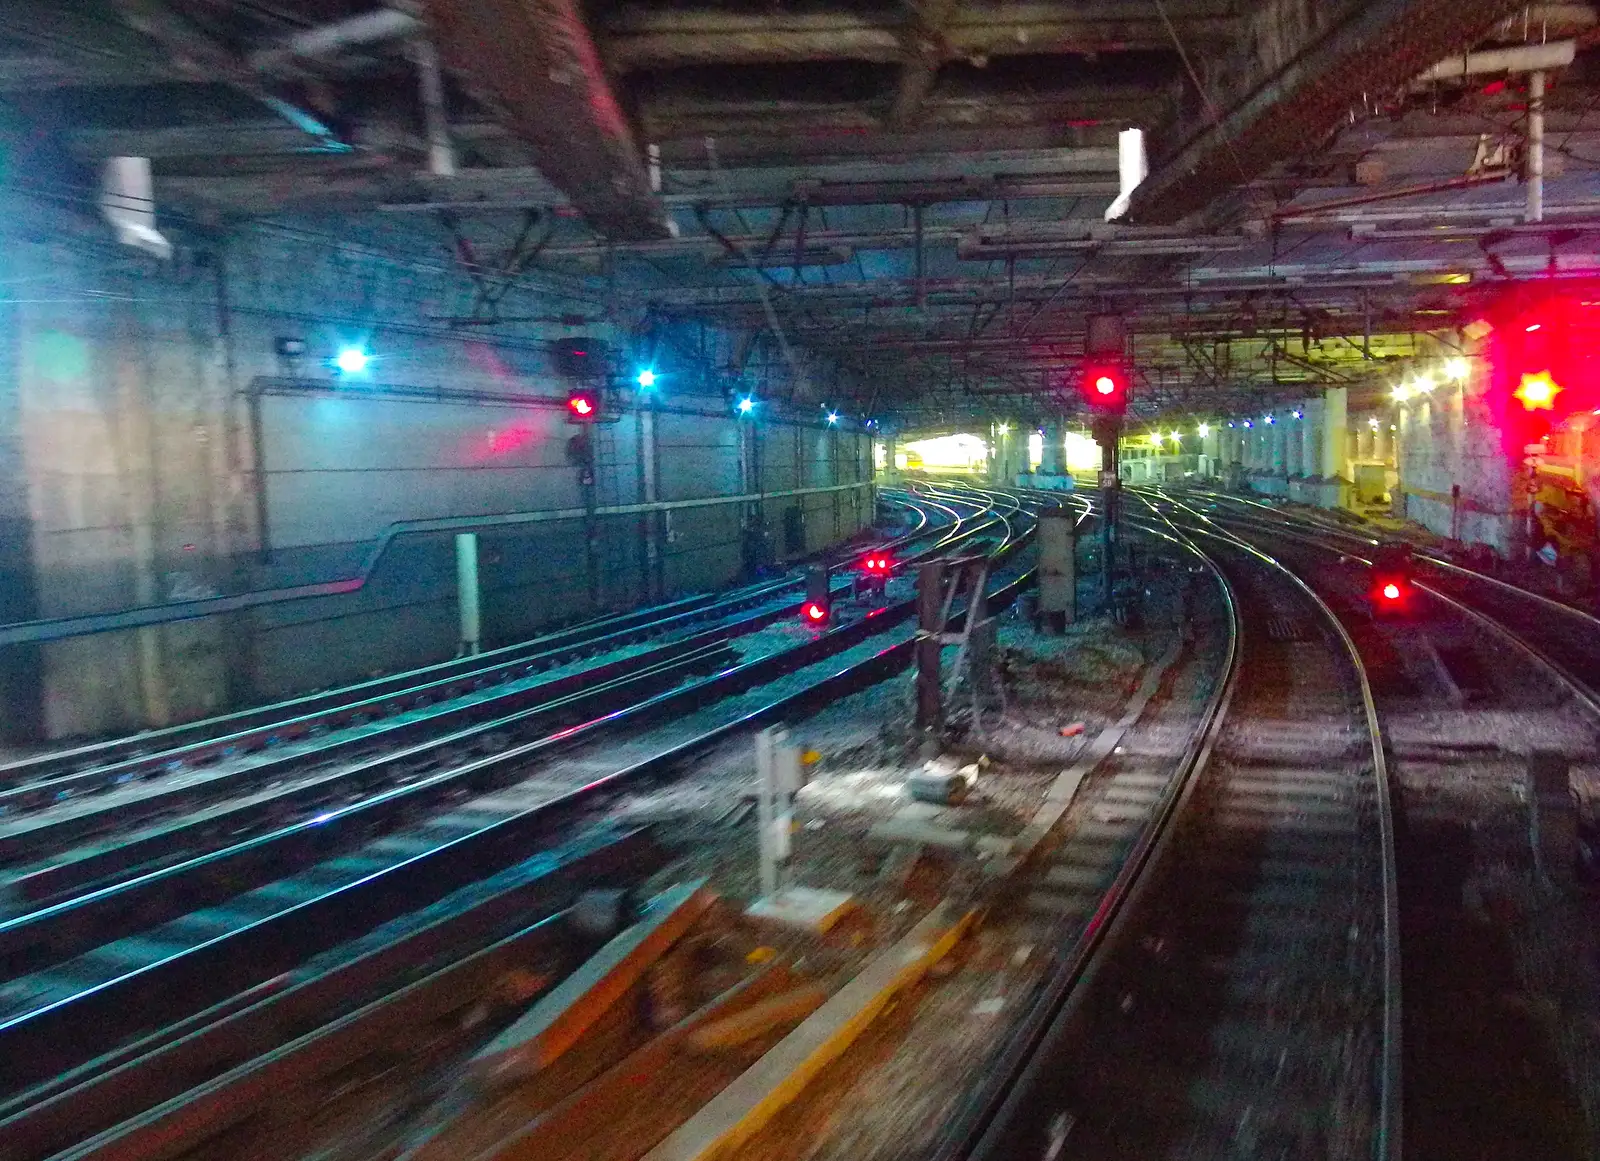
<box><xmin>1482</xmin><ymin>287</ymin><xmax>1600</xmax><ymax>450</ymax></box>
<box><xmin>565</xmin><ymin>388</ymin><xmax>600</xmax><ymax>423</ymax></box>
<box><xmin>1513</xmin><ymin>371</ymin><xmax>1562</xmax><ymax>411</ymax></box>
<box><xmin>1079</xmin><ymin>361</ymin><xmax>1130</xmax><ymax>414</ymax></box>
<box><xmin>1369</xmin><ymin>543</ymin><xmax>1414</xmax><ymax>615</ymax></box>
<box><xmin>802</xmin><ymin>565</ymin><xmax>831</xmax><ymax>626</ymax></box>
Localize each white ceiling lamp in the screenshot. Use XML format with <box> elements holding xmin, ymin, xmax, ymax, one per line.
<box><xmin>100</xmin><ymin>157</ymin><xmax>171</xmax><ymax>260</ymax></box>
<box><xmin>1104</xmin><ymin>128</ymin><xmax>1147</xmax><ymax>222</ymax></box>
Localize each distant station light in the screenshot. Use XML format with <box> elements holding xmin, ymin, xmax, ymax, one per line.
<box><xmin>1197</xmin><ymin>423</ymin><xmax>1210</xmax><ymax>438</ymax></box>
<box><xmin>334</xmin><ymin>346</ymin><xmax>371</xmax><ymax>374</ymax></box>
<box><xmin>636</xmin><ymin>368</ymin><xmax>657</xmax><ymax>389</ymax></box>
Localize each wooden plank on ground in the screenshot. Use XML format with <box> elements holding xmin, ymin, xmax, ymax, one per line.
<box><xmin>478</xmin><ymin>965</ymin><xmax>799</xmax><ymax>1161</ymax></box>
<box><xmin>684</xmin><ymin>984</ymin><xmax>829</xmax><ymax>1054</ymax></box>
<box><xmin>470</xmin><ymin>879</ymin><xmax>714</xmax><ymax>1089</ymax></box>
<box><xmin>642</xmin><ymin>900</ymin><xmax>979</xmax><ymax>1161</ymax></box>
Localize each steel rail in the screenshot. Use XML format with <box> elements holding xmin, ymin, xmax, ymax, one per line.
<box><xmin>0</xmin><ymin>503</ymin><xmax>1008</xmax><ymax>952</ymax></box>
<box><xmin>0</xmin><ymin>643</ymin><xmax>733</xmax><ymax>905</ymax></box>
<box><xmin>0</xmin><ymin>493</ymin><xmax>969</xmax><ymax>880</ymax></box>
<box><xmin>1185</xmin><ymin>486</ymin><xmax>1600</xmax><ymax>627</ymax></box>
<box><xmin>1160</xmin><ymin>505</ymin><xmax>1403</xmax><ymax>1161</ymax></box>
<box><xmin>0</xmin><ymin>825</ymin><xmax>660</xmax><ymax>1161</ymax></box>
<box><xmin>0</xmin><ymin>494</ymin><xmax>1035</xmax><ymax>1096</ymax></box>
<box><xmin>0</xmin><ymin>494</ymin><xmax>939</xmax><ymax>791</ymax></box>
<box><xmin>933</xmin><ymin>495</ymin><xmax>1240</xmax><ymax>1161</ymax></box>
<box><xmin>0</xmin><ymin>515</ymin><xmax>1040</xmax><ymax>1158</ymax></box>
<box><xmin>1151</xmin><ymin>490</ymin><xmax>1600</xmax><ymax>720</ymax></box>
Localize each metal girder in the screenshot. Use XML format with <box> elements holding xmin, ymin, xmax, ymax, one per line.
<box><xmin>1129</xmin><ymin>0</ymin><xmax>1532</xmax><ymax>225</ymax></box>
<box><xmin>889</xmin><ymin>0</ymin><xmax>961</xmax><ymax>130</ymax></box>
<box><xmin>430</xmin><ymin>0</ymin><xmax>668</xmax><ymax>241</ymax></box>
<box><xmin>600</xmin><ymin>4</ymin><xmax>1238</xmax><ymax>71</ymax></box>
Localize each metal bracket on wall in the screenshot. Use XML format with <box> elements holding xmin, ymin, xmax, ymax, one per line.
<box><xmin>0</xmin><ymin>483</ymin><xmax>874</xmax><ymax>648</ymax></box>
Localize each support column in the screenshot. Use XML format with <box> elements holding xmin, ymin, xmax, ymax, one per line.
<box><xmin>1321</xmin><ymin>386</ymin><xmax>1349</xmax><ymax>508</ymax></box>
<box><xmin>1322</xmin><ymin>388</ymin><xmax>1348</xmax><ymax>479</ymax></box>
<box><xmin>456</xmin><ymin>532</ymin><xmax>481</xmax><ymax>655</ymax></box>
<box><xmin>1302</xmin><ymin>404</ymin><xmax>1321</xmax><ymax>477</ymax></box>
<box><xmin>1040</xmin><ymin>421</ymin><xmax>1067</xmax><ymax>476</ymax></box>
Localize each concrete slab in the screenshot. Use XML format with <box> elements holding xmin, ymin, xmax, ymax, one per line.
<box><xmin>868</xmin><ymin>815</ymin><xmax>973</xmax><ymax>849</ymax></box>
<box><xmin>745</xmin><ymin>886</ymin><xmax>857</xmax><ymax>933</ymax></box>
<box><xmin>643</xmin><ymin>900</ymin><xmax>979</xmax><ymax>1161</ymax></box>
<box><xmin>469</xmin><ymin>880</ymin><xmax>714</xmax><ymax>1090</ymax></box>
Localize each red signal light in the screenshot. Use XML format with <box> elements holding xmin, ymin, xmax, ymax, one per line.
<box><xmin>803</xmin><ymin>601</ymin><xmax>829</xmax><ymax>624</ymax></box>
<box><xmin>1080</xmin><ymin>361</ymin><xmax>1130</xmax><ymax>414</ymax></box>
<box><xmin>565</xmin><ymin>388</ymin><xmax>603</xmax><ymax>424</ymax></box>
<box><xmin>1381</xmin><ymin>582</ymin><xmax>1402</xmax><ymax>601</ymax></box>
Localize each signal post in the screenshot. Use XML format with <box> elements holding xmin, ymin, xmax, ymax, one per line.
<box><xmin>1081</xmin><ymin>315</ymin><xmax>1131</xmax><ymax>612</ymax></box>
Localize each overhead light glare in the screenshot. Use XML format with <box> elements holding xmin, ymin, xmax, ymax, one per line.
<box><xmin>334</xmin><ymin>347</ymin><xmax>371</xmax><ymax>374</ymax></box>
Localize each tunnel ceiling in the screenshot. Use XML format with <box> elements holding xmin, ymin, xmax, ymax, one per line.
<box><xmin>8</xmin><ymin>0</ymin><xmax>1600</xmax><ymax>422</ymax></box>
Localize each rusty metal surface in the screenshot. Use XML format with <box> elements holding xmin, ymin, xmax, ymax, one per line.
<box><xmin>1130</xmin><ymin>0</ymin><xmax>1532</xmax><ymax>225</ymax></box>
<box><xmin>430</xmin><ymin>0</ymin><xmax>668</xmax><ymax>240</ymax></box>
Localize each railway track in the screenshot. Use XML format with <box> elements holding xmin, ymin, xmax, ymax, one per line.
<box><xmin>936</xmin><ymin>493</ymin><xmax>1401</xmax><ymax>1161</ymax></box>
<box><xmin>1144</xmin><ymin>487</ymin><xmax>1600</xmax><ymax>1155</ymax></box>
<box><xmin>0</xmin><ymin>491</ymin><xmax>983</xmax><ymax>888</ymax></box>
<box><xmin>0</xmin><ymin>485</ymin><xmax>1037</xmax><ymax>1161</ymax></box>
<box><xmin>1157</xmin><ymin>487</ymin><xmax>1600</xmax><ymax>710</ymax></box>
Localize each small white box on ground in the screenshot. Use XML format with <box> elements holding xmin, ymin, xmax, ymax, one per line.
<box><xmin>746</xmin><ymin>886</ymin><xmax>857</xmax><ymax>933</ymax></box>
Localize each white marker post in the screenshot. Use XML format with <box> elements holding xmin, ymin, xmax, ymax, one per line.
<box><xmin>755</xmin><ymin>727</ymin><xmax>796</xmax><ymax>896</ymax></box>
<box><xmin>750</xmin><ymin>728</ymin><xmax>856</xmax><ymax>931</ymax></box>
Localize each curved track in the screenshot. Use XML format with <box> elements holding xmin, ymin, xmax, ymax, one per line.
<box><xmin>0</xmin><ymin>485</ymin><xmax>1038</xmax><ymax>1161</ymax></box>
<box><xmin>939</xmin><ymin>492</ymin><xmax>1400</xmax><ymax>1161</ymax></box>
<box><xmin>1143</xmin><ymin>486</ymin><xmax>1600</xmax><ymax>1156</ymax></box>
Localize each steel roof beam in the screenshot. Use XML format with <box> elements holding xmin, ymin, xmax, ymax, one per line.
<box><xmin>1129</xmin><ymin>0</ymin><xmax>1531</xmax><ymax>225</ymax></box>
<box><xmin>600</xmin><ymin>4</ymin><xmax>1238</xmax><ymax>71</ymax></box>
<box><xmin>430</xmin><ymin>0</ymin><xmax>668</xmax><ymax>240</ymax></box>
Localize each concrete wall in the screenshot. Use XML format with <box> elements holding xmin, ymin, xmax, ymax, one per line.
<box><xmin>0</xmin><ymin>198</ymin><xmax>871</xmax><ymax>740</ymax></box>
<box><xmin>1394</xmin><ymin>374</ymin><xmax>1515</xmax><ymax>554</ymax></box>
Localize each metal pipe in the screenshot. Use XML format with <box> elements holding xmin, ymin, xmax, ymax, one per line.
<box><xmin>1417</xmin><ymin>39</ymin><xmax>1573</xmax><ymax>82</ymax></box>
<box><xmin>412</xmin><ymin>38</ymin><xmax>456</xmax><ymax>177</ymax></box>
<box><xmin>1529</xmin><ymin>69</ymin><xmax>1546</xmax><ymax>224</ymax></box>
<box><xmin>250</xmin><ymin>9</ymin><xmax>422</xmax><ymax>69</ymax></box>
